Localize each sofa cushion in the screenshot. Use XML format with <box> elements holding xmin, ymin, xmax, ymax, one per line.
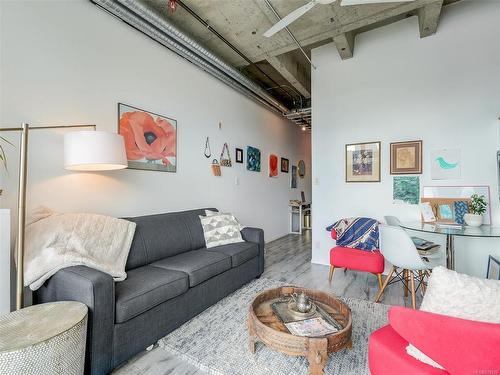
<box><xmin>115</xmin><ymin>266</ymin><xmax>188</xmax><ymax>323</ymax></box>
<box><xmin>124</xmin><ymin>208</ymin><xmax>217</xmax><ymax>270</ymax></box>
<box><xmin>368</xmin><ymin>325</ymin><xmax>448</xmax><ymax>375</ymax></box>
<box><xmin>151</xmin><ymin>250</ymin><xmax>231</xmax><ymax>287</ymax></box>
<box><xmin>206</xmin><ymin>242</ymin><xmax>259</xmax><ymax>267</ymax></box>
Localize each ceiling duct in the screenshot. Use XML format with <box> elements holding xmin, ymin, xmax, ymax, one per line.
<box><xmin>92</xmin><ymin>0</ymin><xmax>290</xmax><ymax>115</ymax></box>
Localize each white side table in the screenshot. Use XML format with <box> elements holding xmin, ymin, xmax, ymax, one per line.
<box><xmin>0</xmin><ymin>301</ymin><xmax>88</xmax><ymax>375</ymax></box>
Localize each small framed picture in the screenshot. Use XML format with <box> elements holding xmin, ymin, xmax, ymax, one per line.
<box><xmin>487</xmin><ymin>255</ymin><xmax>500</xmax><ymax>280</ymax></box>
<box><xmin>438</xmin><ymin>204</ymin><xmax>454</xmax><ymax>221</ymax></box>
<box><xmin>281</xmin><ymin>157</ymin><xmax>289</xmax><ymax>173</ymax></box>
<box><xmin>390</xmin><ymin>140</ymin><xmax>422</xmax><ymax>174</ymax></box>
<box><xmin>345</xmin><ymin>141</ymin><xmax>381</xmax><ymax>183</ymax></box>
<box><xmin>235</xmin><ymin>148</ymin><xmax>243</xmax><ymax>163</ymax></box>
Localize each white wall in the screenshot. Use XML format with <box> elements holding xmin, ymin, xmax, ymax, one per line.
<box><xmin>0</xmin><ymin>0</ymin><xmax>311</xmax><ymax>308</ymax></box>
<box><xmin>311</xmin><ymin>0</ymin><xmax>500</xmax><ymax>277</ymax></box>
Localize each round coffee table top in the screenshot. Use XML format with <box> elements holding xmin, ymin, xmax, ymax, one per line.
<box><xmin>0</xmin><ymin>301</ymin><xmax>88</xmax><ymax>353</ymax></box>
<box><xmin>248</xmin><ymin>286</ymin><xmax>352</xmax><ymax>361</ymax></box>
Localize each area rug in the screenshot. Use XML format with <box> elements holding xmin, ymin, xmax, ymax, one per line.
<box><xmin>158</xmin><ymin>278</ymin><xmax>389</xmax><ymax>375</ymax></box>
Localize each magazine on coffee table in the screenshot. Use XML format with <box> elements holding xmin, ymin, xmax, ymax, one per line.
<box><xmin>284</xmin><ymin>317</ymin><xmax>339</xmax><ymax>337</ymax></box>
<box><xmin>271</xmin><ymin>299</ymin><xmax>343</xmax><ymax>337</ymax></box>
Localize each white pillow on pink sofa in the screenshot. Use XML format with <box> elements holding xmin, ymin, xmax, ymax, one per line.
<box><xmin>406</xmin><ymin>266</ymin><xmax>500</xmax><ymax>369</ymax></box>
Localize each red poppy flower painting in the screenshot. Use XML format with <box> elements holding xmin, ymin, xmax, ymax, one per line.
<box><xmin>118</xmin><ymin>103</ymin><xmax>177</xmax><ymax>172</ymax></box>
<box><xmin>269</xmin><ymin>154</ymin><xmax>278</xmax><ymax>177</ymax></box>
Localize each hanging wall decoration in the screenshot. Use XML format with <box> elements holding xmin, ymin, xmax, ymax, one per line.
<box><xmin>281</xmin><ymin>157</ymin><xmax>289</xmax><ymax>173</ymax></box>
<box><xmin>298</xmin><ymin>160</ymin><xmax>306</xmax><ymax>178</ymax></box>
<box><xmin>220</xmin><ymin>143</ymin><xmax>232</xmax><ymax>167</ymax></box>
<box><xmin>118</xmin><ymin>103</ymin><xmax>177</xmax><ymax>172</ymax></box>
<box><xmin>235</xmin><ymin>148</ymin><xmax>243</xmax><ymax>163</ymax></box>
<box><xmin>291</xmin><ymin>165</ymin><xmax>298</xmax><ymax>188</ymax></box>
<box><xmin>345</xmin><ymin>141</ymin><xmax>381</xmax><ymax>183</ymax></box>
<box><xmin>269</xmin><ymin>154</ymin><xmax>278</xmax><ymax>177</ymax></box>
<box><xmin>431</xmin><ymin>149</ymin><xmax>461</xmax><ymax>180</ymax></box>
<box><xmin>247</xmin><ymin>146</ymin><xmax>261</xmax><ymax>172</ymax></box>
<box><xmin>204</xmin><ymin>137</ymin><xmax>211</xmax><ymax>158</ymax></box>
<box><xmin>211</xmin><ymin>159</ymin><xmax>221</xmax><ymax>176</ymax></box>
<box><xmin>390</xmin><ymin>140</ymin><xmax>422</xmax><ymax>174</ymax></box>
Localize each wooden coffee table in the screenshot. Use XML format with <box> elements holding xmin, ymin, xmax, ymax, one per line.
<box><xmin>248</xmin><ymin>286</ymin><xmax>352</xmax><ymax>375</ymax></box>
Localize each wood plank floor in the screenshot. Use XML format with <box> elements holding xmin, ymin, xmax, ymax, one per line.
<box><xmin>113</xmin><ymin>232</ymin><xmax>420</xmax><ymax>375</ymax></box>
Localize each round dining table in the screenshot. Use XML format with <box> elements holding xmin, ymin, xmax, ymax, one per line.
<box><xmin>400</xmin><ymin>221</ymin><xmax>500</xmax><ymax>270</ymax></box>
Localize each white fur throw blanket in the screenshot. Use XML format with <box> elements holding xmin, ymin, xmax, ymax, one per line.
<box><xmin>24</xmin><ymin>207</ymin><xmax>136</xmax><ymax>290</ymax></box>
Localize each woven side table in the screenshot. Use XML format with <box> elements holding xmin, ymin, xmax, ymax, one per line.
<box><xmin>0</xmin><ymin>301</ymin><xmax>88</xmax><ymax>375</ymax></box>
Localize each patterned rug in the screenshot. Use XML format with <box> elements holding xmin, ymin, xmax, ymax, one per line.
<box><xmin>158</xmin><ymin>278</ymin><xmax>389</xmax><ymax>375</ymax></box>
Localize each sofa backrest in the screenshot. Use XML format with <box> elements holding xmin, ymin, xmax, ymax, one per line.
<box><xmin>124</xmin><ymin>208</ymin><xmax>217</xmax><ymax>270</ymax></box>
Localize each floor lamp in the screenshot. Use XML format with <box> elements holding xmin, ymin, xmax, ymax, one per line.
<box><xmin>0</xmin><ymin>123</ymin><xmax>127</xmax><ymax>310</ymax></box>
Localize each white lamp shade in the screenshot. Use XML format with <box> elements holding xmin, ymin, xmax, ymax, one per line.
<box><xmin>64</xmin><ymin>131</ymin><xmax>127</xmax><ymax>171</ymax></box>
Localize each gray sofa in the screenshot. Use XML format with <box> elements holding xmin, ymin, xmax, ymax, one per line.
<box><xmin>34</xmin><ymin>208</ymin><xmax>264</xmax><ymax>375</ymax></box>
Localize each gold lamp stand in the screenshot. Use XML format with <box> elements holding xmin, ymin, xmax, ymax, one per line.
<box><xmin>0</xmin><ymin>123</ymin><xmax>96</xmax><ymax>310</ymax></box>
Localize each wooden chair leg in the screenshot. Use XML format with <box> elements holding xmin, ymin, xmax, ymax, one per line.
<box><xmin>376</xmin><ymin>273</ymin><xmax>383</xmax><ymax>290</ymax></box>
<box><xmin>375</xmin><ymin>266</ymin><xmax>395</xmax><ymax>303</ymax></box>
<box><xmin>409</xmin><ymin>270</ymin><xmax>417</xmax><ymax>309</ymax></box>
<box><xmin>418</xmin><ymin>270</ymin><xmax>426</xmax><ymax>295</ymax></box>
<box><xmin>328</xmin><ymin>266</ymin><xmax>335</xmax><ymax>283</ymax></box>
<box><xmin>403</xmin><ymin>269</ymin><xmax>409</xmax><ymax>297</ymax></box>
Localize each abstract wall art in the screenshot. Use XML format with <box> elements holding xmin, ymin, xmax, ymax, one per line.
<box><xmin>291</xmin><ymin>165</ymin><xmax>297</xmax><ymax>188</ymax></box>
<box><xmin>247</xmin><ymin>146</ymin><xmax>261</xmax><ymax>172</ymax></box>
<box><xmin>390</xmin><ymin>140</ymin><xmax>422</xmax><ymax>174</ymax></box>
<box><xmin>269</xmin><ymin>154</ymin><xmax>278</xmax><ymax>177</ymax></box>
<box><xmin>431</xmin><ymin>149</ymin><xmax>461</xmax><ymax>180</ymax></box>
<box><xmin>345</xmin><ymin>141</ymin><xmax>381</xmax><ymax>182</ymax></box>
<box><xmin>298</xmin><ymin>160</ymin><xmax>306</xmax><ymax>179</ymax></box>
<box><xmin>281</xmin><ymin>157</ymin><xmax>289</xmax><ymax>173</ymax></box>
<box><xmin>393</xmin><ymin>176</ymin><xmax>420</xmax><ymax>205</ymax></box>
<box><xmin>118</xmin><ymin>103</ymin><xmax>177</xmax><ymax>172</ymax></box>
<box><xmin>235</xmin><ymin>148</ymin><xmax>243</xmax><ymax>163</ymax></box>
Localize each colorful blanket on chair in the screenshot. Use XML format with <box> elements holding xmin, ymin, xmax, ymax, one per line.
<box><xmin>326</xmin><ymin>217</ymin><xmax>380</xmax><ymax>251</ymax></box>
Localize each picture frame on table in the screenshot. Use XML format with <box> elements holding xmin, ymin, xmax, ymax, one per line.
<box><xmin>487</xmin><ymin>255</ymin><xmax>500</xmax><ymax>280</ymax></box>
<box><xmin>390</xmin><ymin>140</ymin><xmax>422</xmax><ymax>175</ymax></box>
<box><xmin>345</xmin><ymin>141</ymin><xmax>381</xmax><ymax>183</ymax></box>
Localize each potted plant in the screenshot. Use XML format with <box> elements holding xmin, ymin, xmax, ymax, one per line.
<box><xmin>464</xmin><ymin>194</ymin><xmax>487</xmax><ymax>227</ymax></box>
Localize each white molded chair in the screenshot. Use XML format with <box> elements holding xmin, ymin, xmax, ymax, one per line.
<box><xmin>375</xmin><ymin>225</ymin><xmax>440</xmax><ymax>308</ymax></box>
<box><xmin>384</xmin><ymin>215</ymin><xmax>441</xmax><ymax>260</ymax></box>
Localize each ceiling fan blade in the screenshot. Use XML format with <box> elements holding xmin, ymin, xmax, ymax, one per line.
<box><xmin>263</xmin><ymin>1</ymin><xmax>317</xmax><ymax>38</ymax></box>
<box><xmin>341</xmin><ymin>0</ymin><xmax>414</xmax><ymax>5</ymax></box>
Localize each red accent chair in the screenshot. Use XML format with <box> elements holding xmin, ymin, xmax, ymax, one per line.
<box><xmin>329</xmin><ymin>229</ymin><xmax>385</xmax><ymax>290</ymax></box>
<box><xmin>369</xmin><ymin>306</ymin><xmax>500</xmax><ymax>375</ymax></box>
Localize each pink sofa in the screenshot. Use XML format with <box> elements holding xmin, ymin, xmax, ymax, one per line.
<box><xmin>369</xmin><ymin>306</ymin><xmax>500</xmax><ymax>374</ymax></box>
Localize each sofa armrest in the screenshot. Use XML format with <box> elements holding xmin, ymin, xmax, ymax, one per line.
<box><xmin>241</xmin><ymin>227</ymin><xmax>265</xmax><ymax>275</ymax></box>
<box><xmin>33</xmin><ymin>266</ymin><xmax>115</xmax><ymax>375</ymax></box>
<box><xmin>389</xmin><ymin>306</ymin><xmax>500</xmax><ymax>374</ymax></box>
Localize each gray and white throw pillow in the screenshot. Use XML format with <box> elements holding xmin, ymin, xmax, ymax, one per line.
<box><xmin>199</xmin><ymin>213</ymin><xmax>244</xmax><ymax>248</ymax></box>
<box><xmin>204</xmin><ymin>210</ymin><xmax>245</xmax><ymax>231</ymax></box>
<box><xmin>406</xmin><ymin>266</ymin><xmax>500</xmax><ymax>369</ymax></box>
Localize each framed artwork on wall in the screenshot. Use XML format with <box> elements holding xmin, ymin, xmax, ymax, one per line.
<box><xmin>393</xmin><ymin>176</ymin><xmax>420</xmax><ymax>205</ymax></box>
<box><xmin>298</xmin><ymin>160</ymin><xmax>306</xmax><ymax>179</ymax></box>
<box><xmin>345</xmin><ymin>141</ymin><xmax>381</xmax><ymax>183</ymax></box>
<box><xmin>390</xmin><ymin>140</ymin><xmax>422</xmax><ymax>174</ymax></box>
<box><xmin>281</xmin><ymin>157</ymin><xmax>289</xmax><ymax>173</ymax></box>
<box><xmin>269</xmin><ymin>154</ymin><xmax>278</xmax><ymax>177</ymax></box>
<box><xmin>235</xmin><ymin>148</ymin><xmax>243</xmax><ymax>163</ymax></box>
<box><xmin>291</xmin><ymin>165</ymin><xmax>297</xmax><ymax>188</ymax></box>
<box><xmin>431</xmin><ymin>149</ymin><xmax>461</xmax><ymax>180</ymax></box>
<box><xmin>118</xmin><ymin>103</ymin><xmax>177</xmax><ymax>172</ymax></box>
<box><xmin>247</xmin><ymin>146</ymin><xmax>261</xmax><ymax>172</ymax></box>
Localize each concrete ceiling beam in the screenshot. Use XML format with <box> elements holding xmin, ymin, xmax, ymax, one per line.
<box><xmin>332</xmin><ymin>31</ymin><xmax>355</xmax><ymax>60</ymax></box>
<box><xmin>418</xmin><ymin>0</ymin><xmax>443</xmax><ymax>38</ymax></box>
<box><xmin>266</xmin><ymin>53</ymin><xmax>311</xmax><ymax>98</ymax></box>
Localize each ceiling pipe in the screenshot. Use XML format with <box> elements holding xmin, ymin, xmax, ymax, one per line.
<box><xmin>93</xmin><ymin>0</ymin><xmax>289</xmax><ymax>114</ymax></box>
